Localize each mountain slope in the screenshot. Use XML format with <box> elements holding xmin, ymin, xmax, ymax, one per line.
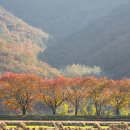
<box><xmin>0</xmin><ymin>0</ymin><xmax>127</xmax><ymax>41</ymax></box>
<box><xmin>43</xmin><ymin>2</ymin><xmax>130</xmax><ymax>78</ymax></box>
<box><xmin>0</xmin><ymin>7</ymin><xmax>60</xmax><ymax>77</ymax></box>
<box><xmin>1</xmin><ymin>0</ymin><xmax>130</xmax><ymax>78</ymax></box>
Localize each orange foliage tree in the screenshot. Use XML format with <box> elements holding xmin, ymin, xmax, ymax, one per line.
<box><xmin>39</xmin><ymin>76</ymin><xmax>68</xmax><ymax>115</ymax></box>
<box><xmin>86</xmin><ymin>77</ymin><xmax>110</xmax><ymax>116</ymax></box>
<box><xmin>108</xmin><ymin>79</ymin><xmax>130</xmax><ymax>116</ymax></box>
<box><xmin>65</xmin><ymin>77</ymin><xmax>88</xmax><ymax>116</ymax></box>
<box><xmin>0</xmin><ymin>72</ymin><xmax>43</xmax><ymax>115</ymax></box>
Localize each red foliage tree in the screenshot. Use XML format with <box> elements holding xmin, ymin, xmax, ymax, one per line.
<box><xmin>39</xmin><ymin>76</ymin><xmax>68</xmax><ymax>115</ymax></box>
<box><xmin>108</xmin><ymin>79</ymin><xmax>130</xmax><ymax>116</ymax></box>
<box><xmin>65</xmin><ymin>77</ymin><xmax>88</xmax><ymax>116</ymax></box>
<box><xmin>86</xmin><ymin>77</ymin><xmax>110</xmax><ymax>116</ymax></box>
<box><xmin>0</xmin><ymin>72</ymin><xmax>43</xmax><ymax>115</ymax></box>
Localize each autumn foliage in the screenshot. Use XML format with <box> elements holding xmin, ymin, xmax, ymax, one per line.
<box><xmin>0</xmin><ymin>72</ymin><xmax>130</xmax><ymax>116</ymax></box>
<box><xmin>0</xmin><ymin>7</ymin><xmax>60</xmax><ymax>78</ymax></box>
<box><xmin>0</xmin><ymin>72</ymin><xmax>43</xmax><ymax>115</ymax></box>
<box><xmin>39</xmin><ymin>76</ymin><xmax>68</xmax><ymax>115</ymax></box>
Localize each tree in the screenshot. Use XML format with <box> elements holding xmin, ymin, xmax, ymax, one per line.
<box><xmin>39</xmin><ymin>76</ymin><xmax>67</xmax><ymax>115</ymax></box>
<box><xmin>86</xmin><ymin>77</ymin><xmax>109</xmax><ymax>116</ymax></box>
<box><xmin>62</xmin><ymin>64</ymin><xmax>101</xmax><ymax>77</ymax></box>
<box><xmin>0</xmin><ymin>72</ymin><xmax>42</xmax><ymax>115</ymax></box>
<box><xmin>108</xmin><ymin>79</ymin><xmax>130</xmax><ymax>116</ymax></box>
<box><xmin>66</xmin><ymin>77</ymin><xmax>88</xmax><ymax>116</ymax></box>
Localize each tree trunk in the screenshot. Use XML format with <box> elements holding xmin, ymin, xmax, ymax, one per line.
<box><xmin>22</xmin><ymin>107</ymin><xmax>26</xmax><ymax>116</ymax></box>
<box><xmin>96</xmin><ymin>108</ymin><xmax>99</xmax><ymax>116</ymax></box>
<box><xmin>52</xmin><ymin>108</ymin><xmax>56</xmax><ymax>115</ymax></box>
<box><xmin>95</xmin><ymin>103</ymin><xmax>100</xmax><ymax>116</ymax></box>
<box><xmin>75</xmin><ymin>106</ymin><xmax>78</xmax><ymax>116</ymax></box>
<box><xmin>75</xmin><ymin>100</ymin><xmax>78</xmax><ymax>116</ymax></box>
<box><xmin>116</xmin><ymin>107</ymin><xmax>120</xmax><ymax>116</ymax></box>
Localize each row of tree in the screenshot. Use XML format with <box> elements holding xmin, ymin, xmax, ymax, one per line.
<box><xmin>0</xmin><ymin>72</ymin><xmax>130</xmax><ymax>116</ymax></box>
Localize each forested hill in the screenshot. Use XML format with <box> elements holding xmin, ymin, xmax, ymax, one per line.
<box><xmin>1</xmin><ymin>0</ymin><xmax>130</xmax><ymax>78</ymax></box>
<box><xmin>0</xmin><ymin>7</ymin><xmax>60</xmax><ymax>77</ymax></box>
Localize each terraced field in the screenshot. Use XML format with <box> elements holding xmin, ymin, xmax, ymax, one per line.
<box><xmin>1</xmin><ymin>121</ymin><xmax>130</xmax><ymax>130</ymax></box>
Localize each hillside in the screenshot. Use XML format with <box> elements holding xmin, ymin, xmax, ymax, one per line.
<box><xmin>0</xmin><ymin>0</ymin><xmax>127</xmax><ymax>41</ymax></box>
<box><xmin>0</xmin><ymin>7</ymin><xmax>60</xmax><ymax>77</ymax></box>
<box><xmin>1</xmin><ymin>0</ymin><xmax>130</xmax><ymax>78</ymax></box>
<box><xmin>43</xmin><ymin>2</ymin><xmax>130</xmax><ymax>78</ymax></box>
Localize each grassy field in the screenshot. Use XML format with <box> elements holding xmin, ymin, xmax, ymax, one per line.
<box><xmin>1</xmin><ymin>115</ymin><xmax>130</xmax><ymax>121</ymax></box>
